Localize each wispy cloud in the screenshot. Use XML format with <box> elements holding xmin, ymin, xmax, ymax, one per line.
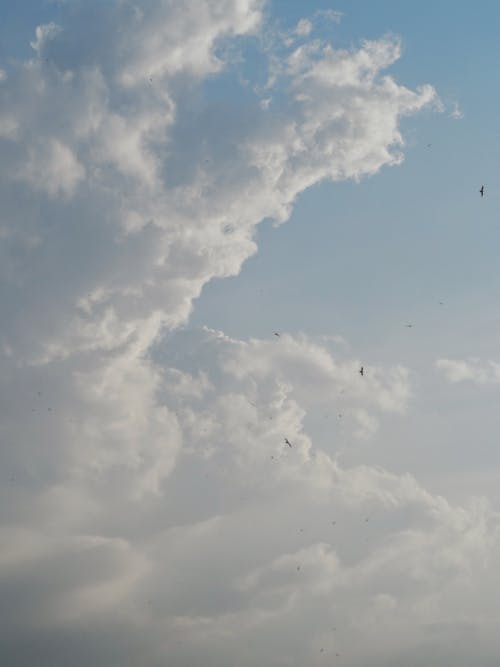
<box><xmin>436</xmin><ymin>358</ymin><xmax>500</xmax><ymax>384</ymax></box>
<box><xmin>449</xmin><ymin>101</ymin><xmax>464</xmax><ymax>119</ymax></box>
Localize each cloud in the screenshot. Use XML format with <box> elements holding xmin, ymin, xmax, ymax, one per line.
<box><xmin>2</xmin><ymin>2</ymin><xmax>491</xmax><ymax>666</ymax></box>
<box><xmin>3</xmin><ymin>323</ymin><xmax>500</xmax><ymax>666</ymax></box>
<box><xmin>436</xmin><ymin>358</ymin><xmax>500</xmax><ymax>384</ymax></box>
<box><xmin>294</xmin><ymin>18</ymin><xmax>313</xmax><ymax>37</ymax></box>
<box><xmin>18</xmin><ymin>138</ymin><xmax>86</xmax><ymax>198</ymax></box>
<box><xmin>316</xmin><ymin>9</ymin><xmax>343</xmax><ymax>24</ymax></box>
<box><xmin>449</xmin><ymin>101</ymin><xmax>464</xmax><ymax>119</ymax></box>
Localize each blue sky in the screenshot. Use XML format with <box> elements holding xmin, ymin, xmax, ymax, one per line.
<box><xmin>2</xmin><ymin>2</ymin><xmax>500</xmax><ymax>666</ymax></box>
<box><xmin>193</xmin><ymin>0</ymin><xmax>500</xmax><ymax>350</ymax></box>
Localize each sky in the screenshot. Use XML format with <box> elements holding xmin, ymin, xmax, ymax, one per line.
<box><xmin>2</xmin><ymin>1</ymin><xmax>500</xmax><ymax>666</ymax></box>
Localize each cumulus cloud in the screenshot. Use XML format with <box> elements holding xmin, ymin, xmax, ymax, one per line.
<box><xmin>3</xmin><ymin>2</ymin><xmax>493</xmax><ymax>666</ymax></box>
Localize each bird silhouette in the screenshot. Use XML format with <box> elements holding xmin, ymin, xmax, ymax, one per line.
<box><xmin>284</xmin><ymin>437</ymin><xmax>292</xmax><ymax>448</ymax></box>
<box><xmin>480</xmin><ymin>185</ymin><xmax>485</xmax><ymax>197</ymax></box>
<box><xmin>274</xmin><ymin>332</ymin><xmax>280</xmax><ymax>337</ymax></box>
<box><xmin>359</xmin><ymin>366</ymin><xmax>364</xmax><ymax>376</ymax></box>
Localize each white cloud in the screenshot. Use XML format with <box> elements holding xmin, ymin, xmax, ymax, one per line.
<box><xmin>18</xmin><ymin>138</ymin><xmax>86</xmax><ymax>198</ymax></box>
<box><xmin>449</xmin><ymin>101</ymin><xmax>464</xmax><ymax>119</ymax></box>
<box><xmin>30</xmin><ymin>21</ymin><xmax>62</xmax><ymax>54</ymax></box>
<box><xmin>436</xmin><ymin>358</ymin><xmax>500</xmax><ymax>384</ymax></box>
<box><xmin>295</xmin><ymin>18</ymin><xmax>313</xmax><ymax>37</ymax></box>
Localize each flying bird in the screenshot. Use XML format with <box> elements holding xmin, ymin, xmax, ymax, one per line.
<box><xmin>405</xmin><ymin>323</ymin><xmax>413</xmax><ymax>328</ymax></box>
<box><xmin>480</xmin><ymin>185</ymin><xmax>485</xmax><ymax>197</ymax></box>
<box><xmin>274</xmin><ymin>332</ymin><xmax>280</xmax><ymax>337</ymax></box>
<box><xmin>359</xmin><ymin>366</ymin><xmax>364</xmax><ymax>376</ymax></box>
<box><xmin>284</xmin><ymin>437</ymin><xmax>292</xmax><ymax>448</ymax></box>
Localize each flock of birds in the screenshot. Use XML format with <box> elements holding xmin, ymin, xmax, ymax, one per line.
<box><xmin>267</xmin><ymin>184</ymin><xmax>489</xmax><ymax>657</ymax></box>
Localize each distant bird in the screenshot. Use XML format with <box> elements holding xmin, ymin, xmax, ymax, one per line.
<box><xmin>480</xmin><ymin>185</ymin><xmax>485</xmax><ymax>197</ymax></box>
<box><xmin>297</xmin><ymin>565</ymin><xmax>301</xmax><ymax>571</ymax></box>
<box><xmin>274</xmin><ymin>332</ymin><xmax>280</xmax><ymax>337</ymax></box>
<box><xmin>427</xmin><ymin>143</ymin><xmax>432</xmax><ymax>148</ymax></box>
<box><xmin>359</xmin><ymin>366</ymin><xmax>364</xmax><ymax>377</ymax></box>
<box><xmin>284</xmin><ymin>437</ymin><xmax>292</xmax><ymax>448</ymax></box>
<box><xmin>405</xmin><ymin>323</ymin><xmax>413</xmax><ymax>328</ymax></box>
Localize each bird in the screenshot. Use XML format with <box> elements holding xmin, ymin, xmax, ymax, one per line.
<box><xmin>284</xmin><ymin>437</ymin><xmax>292</xmax><ymax>448</ymax></box>
<box><xmin>405</xmin><ymin>323</ymin><xmax>413</xmax><ymax>328</ymax></box>
<box><xmin>359</xmin><ymin>366</ymin><xmax>364</xmax><ymax>377</ymax></box>
<box><xmin>480</xmin><ymin>185</ymin><xmax>485</xmax><ymax>197</ymax></box>
<box><xmin>274</xmin><ymin>332</ymin><xmax>280</xmax><ymax>337</ymax></box>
